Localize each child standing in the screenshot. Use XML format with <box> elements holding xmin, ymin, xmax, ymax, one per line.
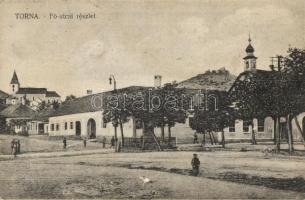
<box><xmin>191</xmin><ymin>153</ymin><xmax>200</xmax><ymax>176</ymax></box>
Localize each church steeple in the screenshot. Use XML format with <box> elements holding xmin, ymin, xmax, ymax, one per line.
<box><xmin>10</xmin><ymin>70</ymin><xmax>20</xmax><ymax>94</ymax></box>
<box><xmin>243</xmin><ymin>34</ymin><xmax>257</xmax><ymax>71</ymax></box>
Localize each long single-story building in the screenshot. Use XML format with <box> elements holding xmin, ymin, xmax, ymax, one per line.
<box><xmin>0</xmin><ymin>104</ymin><xmax>36</xmax><ymax>134</ymax></box>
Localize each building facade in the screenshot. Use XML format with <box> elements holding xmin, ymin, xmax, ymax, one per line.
<box><xmin>7</xmin><ymin>71</ymin><xmax>61</xmax><ymax>109</ymax></box>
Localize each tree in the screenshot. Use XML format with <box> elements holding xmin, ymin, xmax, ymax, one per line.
<box><xmin>64</xmin><ymin>95</ymin><xmax>77</xmax><ymax>102</ymax></box>
<box><xmin>228</xmin><ymin>73</ymin><xmax>273</xmax><ymax>145</ymax></box>
<box><xmin>51</xmin><ymin>101</ymin><xmax>60</xmax><ymax>110</ymax></box>
<box><xmin>37</xmin><ymin>100</ymin><xmax>47</xmax><ymax>111</ymax></box>
<box><xmin>190</xmin><ymin>90</ymin><xmax>234</xmax><ymax>148</ymax></box>
<box><xmin>102</xmin><ymin>85</ymin><xmax>189</xmax><ymax>150</ymax></box>
<box><xmin>281</xmin><ymin>48</ymin><xmax>305</xmax><ymax>152</ymax></box>
<box><xmin>231</xmin><ymin>47</ymin><xmax>305</xmax><ymax>153</ymax></box>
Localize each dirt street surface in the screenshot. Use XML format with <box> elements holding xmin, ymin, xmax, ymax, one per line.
<box><xmin>0</xmin><ymin>151</ymin><xmax>305</xmax><ymax>199</ymax></box>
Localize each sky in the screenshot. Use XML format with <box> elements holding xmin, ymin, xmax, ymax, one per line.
<box><xmin>0</xmin><ymin>0</ymin><xmax>304</xmax><ymax>98</ymax></box>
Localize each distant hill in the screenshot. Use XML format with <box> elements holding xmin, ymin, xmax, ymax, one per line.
<box><xmin>176</xmin><ymin>68</ymin><xmax>236</xmax><ymax>91</ymax></box>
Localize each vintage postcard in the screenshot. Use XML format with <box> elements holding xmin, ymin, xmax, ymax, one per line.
<box><xmin>0</xmin><ymin>0</ymin><xmax>304</xmax><ymax>199</ymax></box>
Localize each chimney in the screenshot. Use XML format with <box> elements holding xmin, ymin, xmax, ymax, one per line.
<box><xmin>87</xmin><ymin>89</ymin><xmax>93</xmax><ymax>95</ymax></box>
<box><xmin>154</xmin><ymin>75</ymin><xmax>162</xmax><ymax>89</ymax></box>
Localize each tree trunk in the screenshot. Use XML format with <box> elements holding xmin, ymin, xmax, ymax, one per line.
<box><xmin>251</xmin><ymin>121</ymin><xmax>257</xmax><ymax>145</ymax></box>
<box><xmin>151</xmin><ymin>131</ymin><xmax>163</xmax><ymax>151</ymax></box>
<box><xmin>293</xmin><ymin>116</ymin><xmax>305</xmax><ymax>146</ymax></box>
<box><xmin>211</xmin><ymin>132</ymin><xmax>216</xmax><ymax>145</ymax></box>
<box><xmin>132</xmin><ymin>116</ymin><xmax>137</xmax><ymax>138</ymax></box>
<box><xmin>208</xmin><ymin>131</ymin><xmax>214</xmax><ymax>145</ymax></box>
<box><xmin>286</xmin><ymin>115</ymin><xmax>294</xmax><ymax>154</ymax></box>
<box><xmin>273</xmin><ymin>116</ymin><xmax>277</xmax><ymax>145</ymax></box>
<box><xmin>114</xmin><ymin>126</ymin><xmax>117</xmax><ymax>139</ymax></box>
<box><xmin>221</xmin><ymin>130</ymin><xmax>225</xmax><ymax>148</ymax></box>
<box><xmin>161</xmin><ymin>123</ymin><xmax>165</xmax><ymax>142</ymax></box>
<box><xmin>141</xmin><ymin>122</ymin><xmax>145</xmax><ymax>150</ymax></box>
<box><xmin>168</xmin><ymin>125</ymin><xmax>171</xmax><ymax>147</ymax></box>
<box><xmin>202</xmin><ymin>131</ymin><xmax>206</xmax><ymax>146</ymax></box>
<box><xmin>119</xmin><ymin>118</ymin><xmax>124</xmax><ymax>147</ymax></box>
<box><xmin>275</xmin><ymin>117</ymin><xmax>281</xmax><ymax>152</ymax></box>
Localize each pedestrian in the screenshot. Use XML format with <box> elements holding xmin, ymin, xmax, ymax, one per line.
<box><xmin>17</xmin><ymin>140</ymin><xmax>21</xmax><ymax>154</ymax></box>
<box><xmin>110</xmin><ymin>136</ymin><xmax>115</xmax><ymax>148</ymax></box>
<box><xmin>13</xmin><ymin>142</ymin><xmax>18</xmax><ymax>158</ymax></box>
<box><xmin>191</xmin><ymin>153</ymin><xmax>200</xmax><ymax>176</ymax></box>
<box><xmin>102</xmin><ymin>136</ymin><xmax>106</xmax><ymax>148</ymax></box>
<box><xmin>83</xmin><ymin>137</ymin><xmax>87</xmax><ymax>148</ymax></box>
<box><xmin>193</xmin><ymin>132</ymin><xmax>198</xmax><ymax>144</ymax></box>
<box><xmin>63</xmin><ymin>137</ymin><xmax>67</xmax><ymax>149</ymax></box>
<box><xmin>11</xmin><ymin>139</ymin><xmax>15</xmax><ymax>155</ymax></box>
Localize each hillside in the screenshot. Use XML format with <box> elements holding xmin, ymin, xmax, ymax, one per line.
<box><xmin>176</xmin><ymin>67</ymin><xmax>236</xmax><ymax>91</ymax></box>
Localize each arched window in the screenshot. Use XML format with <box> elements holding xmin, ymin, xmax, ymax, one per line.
<box><xmin>246</xmin><ymin>61</ymin><xmax>249</xmax><ymax>69</ymax></box>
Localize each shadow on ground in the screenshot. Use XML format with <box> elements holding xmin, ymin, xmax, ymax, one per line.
<box><xmin>77</xmin><ymin>161</ymin><xmax>305</xmax><ymax>193</ymax></box>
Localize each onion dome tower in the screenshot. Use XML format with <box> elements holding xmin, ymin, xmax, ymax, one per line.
<box><xmin>243</xmin><ymin>35</ymin><xmax>257</xmax><ymax>71</ymax></box>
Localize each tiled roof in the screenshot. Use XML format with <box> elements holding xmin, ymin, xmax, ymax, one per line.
<box><xmin>229</xmin><ymin>69</ymin><xmax>280</xmax><ymax>94</ymax></box>
<box><xmin>10</xmin><ymin>71</ymin><xmax>20</xmax><ymax>84</ymax></box>
<box><xmin>0</xmin><ymin>104</ymin><xmax>36</xmax><ymax>118</ymax></box>
<box><xmin>16</xmin><ymin>87</ymin><xmax>47</xmax><ymax>94</ymax></box>
<box><xmin>33</xmin><ymin>107</ymin><xmax>56</xmax><ymax>121</ymax></box>
<box><xmin>0</xmin><ymin>90</ymin><xmax>9</xmax><ymax>99</ymax></box>
<box><xmin>46</xmin><ymin>91</ymin><xmax>60</xmax><ymax>97</ymax></box>
<box><xmin>50</xmin><ymin>86</ymin><xmax>150</xmax><ymax>117</ymax></box>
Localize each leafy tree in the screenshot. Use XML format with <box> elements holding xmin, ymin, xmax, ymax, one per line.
<box><xmin>64</xmin><ymin>95</ymin><xmax>77</xmax><ymax>102</ymax></box>
<box><xmin>230</xmin><ymin>47</ymin><xmax>305</xmax><ymax>153</ymax></box>
<box><xmin>190</xmin><ymin>90</ymin><xmax>234</xmax><ymax>148</ymax></box>
<box><xmin>102</xmin><ymin>85</ymin><xmax>189</xmax><ymax>150</ymax></box>
<box><xmin>37</xmin><ymin>101</ymin><xmax>47</xmax><ymax>111</ymax></box>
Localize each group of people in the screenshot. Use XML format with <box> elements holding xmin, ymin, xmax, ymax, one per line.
<box><xmin>11</xmin><ymin>139</ymin><xmax>21</xmax><ymax>157</ymax></box>
<box><xmin>62</xmin><ymin>136</ymin><xmax>111</xmax><ymax>149</ymax></box>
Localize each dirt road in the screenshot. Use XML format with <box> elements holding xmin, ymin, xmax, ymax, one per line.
<box><xmin>0</xmin><ymin>151</ymin><xmax>304</xmax><ymax>199</ymax></box>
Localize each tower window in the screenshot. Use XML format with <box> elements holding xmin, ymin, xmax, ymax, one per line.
<box><xmin>246</xmin><ymin>61</ymin><xmax>249</xmax><ymax>69</ymax></box>
<box><xmin>12</xmin><ymin>85</ymin><xmax>15</xmax><ymax>92</ymax></box>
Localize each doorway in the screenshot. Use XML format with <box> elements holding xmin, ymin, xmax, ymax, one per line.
<box><xmin>87</xmin><ymin>118</ymin><xmax>96</xmax><ymax>139</ymax></box>
<box><xmin>75</xmin><ymin>121</ymin><xmax>81</xmax><ymax>136</ymax></box>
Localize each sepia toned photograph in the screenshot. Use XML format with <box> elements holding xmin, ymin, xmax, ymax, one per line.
<box><xmin>0</xmin><ymin>0</ymin><xmax>304</xmax><ymax>199</ymax></box>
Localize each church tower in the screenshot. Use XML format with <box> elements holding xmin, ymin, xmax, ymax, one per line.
<box><xmin>10</xmin><ymin>70</ymin><xmax>20</xmax><ymax>94</ymax></box>
<box><xmin>243</xmin><ymin>35</ymin><xmax>257</xmax><ymax>71</ymax></box>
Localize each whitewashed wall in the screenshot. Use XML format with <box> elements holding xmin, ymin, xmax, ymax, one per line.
<box><xmin>48</xmin><ymin>111</ymin><xmax>135</xmax><ymax>138</ymax></box>
<box><xmin>222</xmin><ymin>117</ymin><xmax>274</xmax><ymax>141</ymax></box>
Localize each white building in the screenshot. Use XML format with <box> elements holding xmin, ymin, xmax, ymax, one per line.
<box><xmin>7</xmin><ymin>71</ymin><xmax>61</xmax><ymax>108</ymax></box>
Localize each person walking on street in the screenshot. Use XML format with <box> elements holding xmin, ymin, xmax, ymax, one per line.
<box><xmin>110</xmin><ymin>136</ymin><xmax>115</xmax><ymax>148</ymax></box>
<box><xmin>63</xmin><ymin>137</ymin><xmax>67</xmax><ymax>149</ymax></box>
<box><xmin>11</xmin><ymin>139</ymin><xmax>15</xmax><ymax>155</ymax></box>
<box><xmin>83</xmin><ymin>137</ymin><xmax>87</xmax><ymax>148</ymax></box>
<box><xmin>17</xmin><ymin>140</ymin><xmax>21</xmax><ymax>154</ymax></box>
<box><xmin>13</xmin><ymin>142</ymin><xmax>18</xmax><ymax>158</ymax></box>
<box><xmin>193</xmin><ymin>132</ymin><xmax>198</xmax><ymax>144</ymax></box>
<box><xmin>191</xmin><ymin>153</ymin><xmax>200</xmax><ymax>176</ymax></box>
<box><xmin>102</xmin><ymin>136</ymin><xmax>107</xmax><ymax>148</ymax></box>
